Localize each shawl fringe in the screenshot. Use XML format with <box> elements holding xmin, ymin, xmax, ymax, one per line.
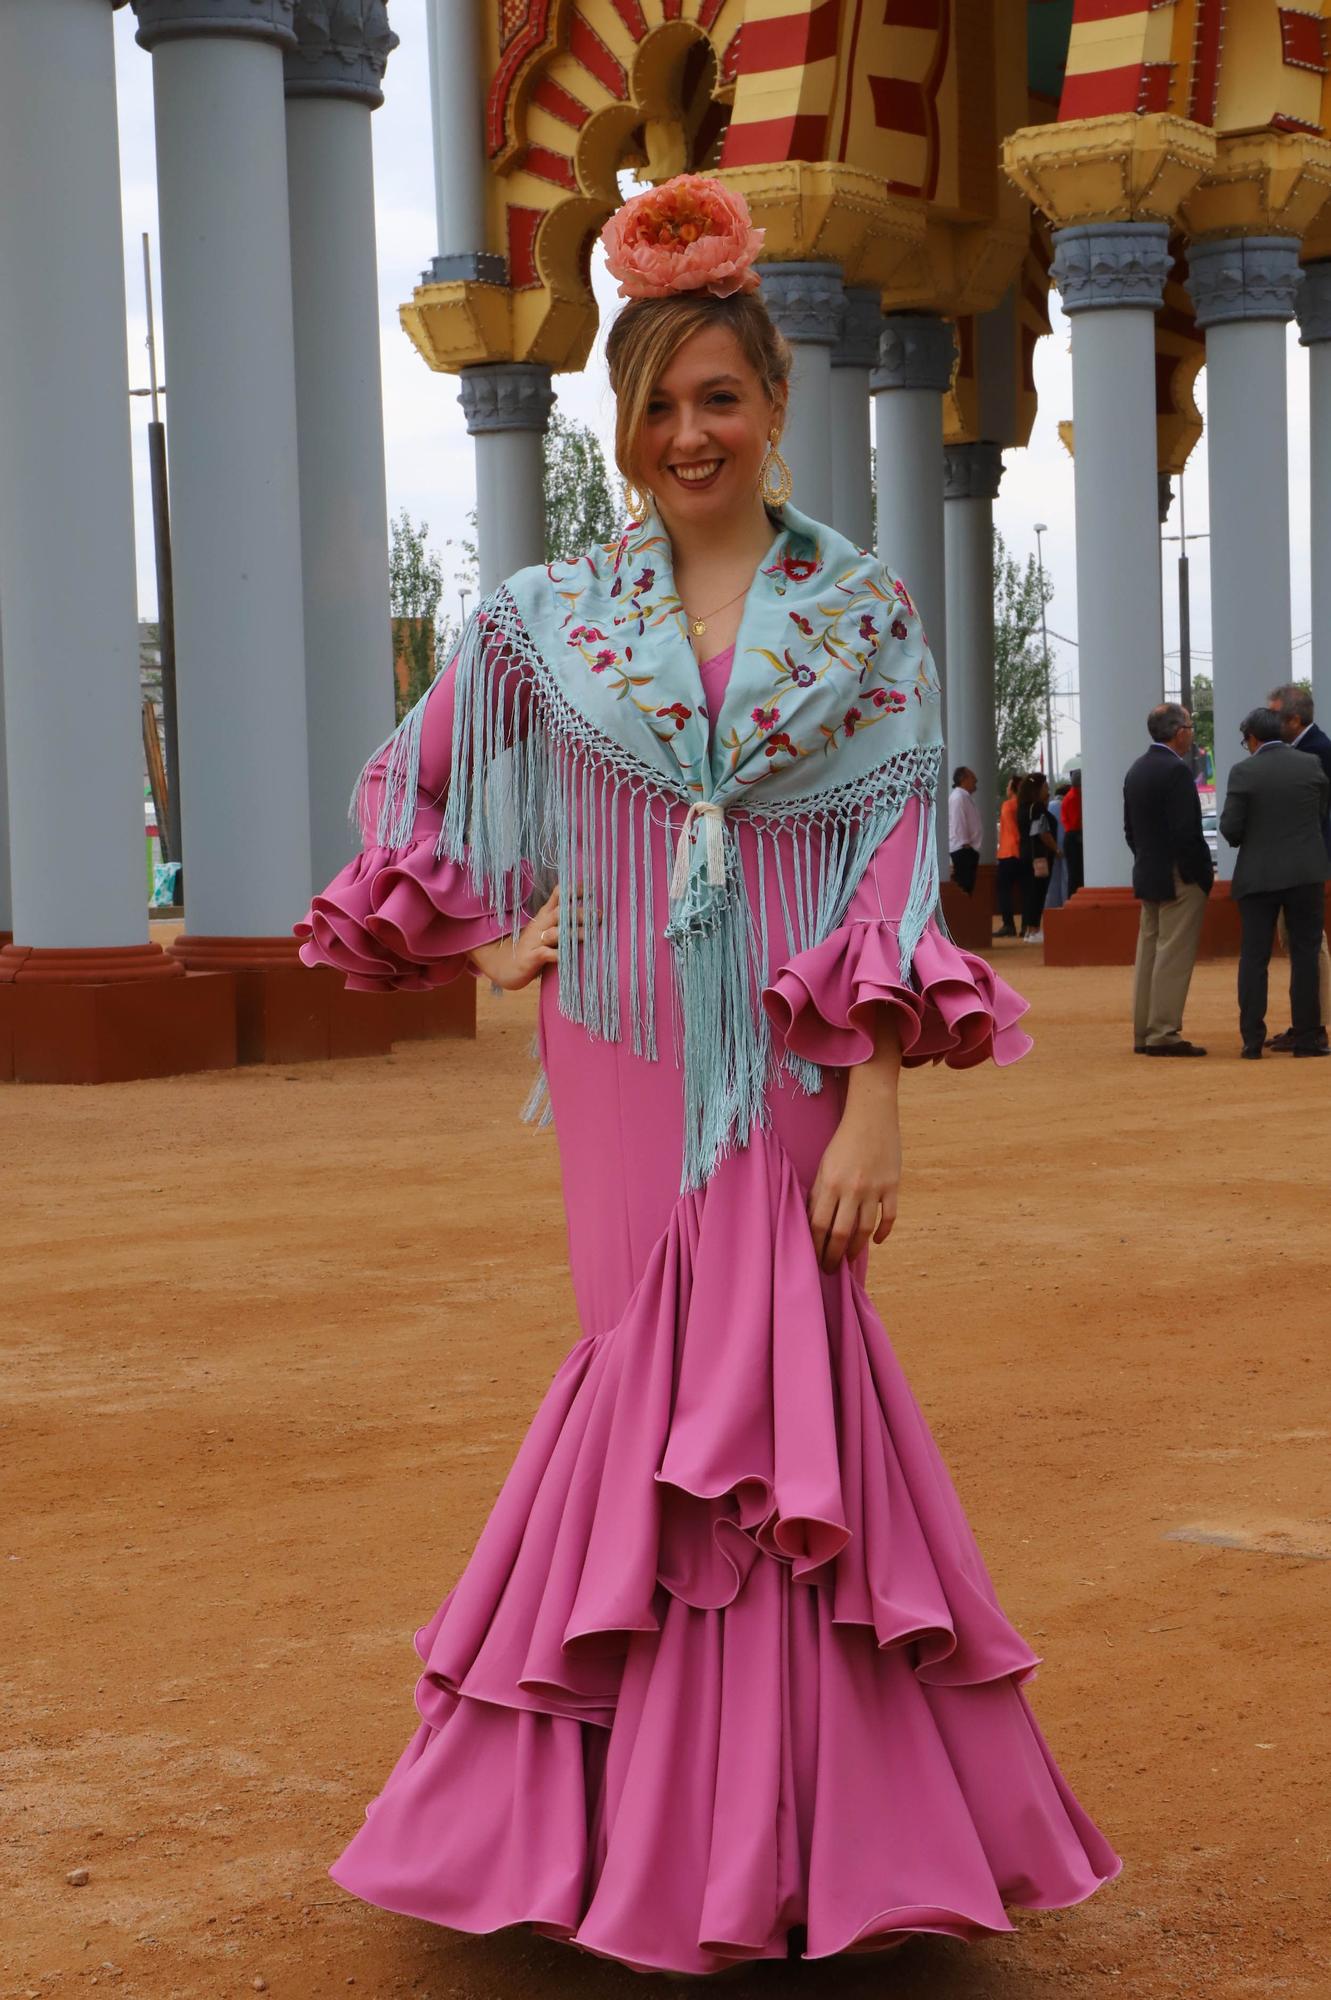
<box><xmin>354</xmin><ymin>589</ymin><xmax>941</xmax><ymax>1190</ymax></box>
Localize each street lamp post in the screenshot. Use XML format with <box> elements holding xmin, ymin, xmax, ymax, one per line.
<box><xmin>1034</xmin><ymin>522</ymin><xmax>1055</xmax><ymax>777</ymax></box>
<box><xmin>1161</xmin><ymin>469</ymin><xmax>1209</xmax><ymax>778</ymax></box>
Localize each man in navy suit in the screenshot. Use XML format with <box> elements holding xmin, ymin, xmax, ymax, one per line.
<box><xmin>1266</xmin><ymin>683</ymin><xmax>1331</xmax><ymax>1051</ymax></box>
<box><xmin>1123</xmin><ymin>703</ymin><xmax>1214</xmax><ymax>1056</ymax></box>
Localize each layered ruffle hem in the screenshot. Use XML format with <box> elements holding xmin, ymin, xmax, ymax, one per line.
<box><xmin>764</xmin><ymin>913</ymin><xmax>1033</xmax><ymax>1074</ymax></box>
<box><xmin>293</xmin><ymin>836</ymin><xmax>511</xmax><ymax>993</ymax></box>
<box><xmin>329</xmin><ymin>1149</ymin><xmax>1117</xmax><ymax>1975</ymax></box>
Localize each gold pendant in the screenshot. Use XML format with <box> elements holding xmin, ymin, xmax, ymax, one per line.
<box><xmin>691</xmin><ymin>619</ymin><xmax>706</xmax><ymax>637</ymax></box>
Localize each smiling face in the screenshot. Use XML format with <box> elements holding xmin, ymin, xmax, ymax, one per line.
<box><xmin>629</xmin><ymin>322</ymin><xmax>785</xmax><ymax>535</ymax></box>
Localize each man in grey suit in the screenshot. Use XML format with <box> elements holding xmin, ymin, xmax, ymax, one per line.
<box><xmin>1266</xmin><ymin>682</ymin><xmax>1331</xmax><ymax>1049</ymax></box>
<box><xmin>1220</xmin><ymin>706</ymin><xmax>1331</xmax><ymax>1059</ymax></box>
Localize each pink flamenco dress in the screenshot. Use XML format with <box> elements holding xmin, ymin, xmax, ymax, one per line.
<box><xmin>295</xmin><ymin>641</ymin><xmax>1120</xmax><ymax>1977</ymax></box>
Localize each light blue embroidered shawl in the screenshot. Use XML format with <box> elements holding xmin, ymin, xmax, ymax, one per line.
<box><xmin>364</xmin><ymin>503</ymin><xmax>942</xmax><ymax>1189</ymax></box>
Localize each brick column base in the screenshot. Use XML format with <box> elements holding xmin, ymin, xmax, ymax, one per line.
<box><xmin>1042</xmin><ymin>885</ymin><xmax>1246</xmax><ymax>965</ymax></box>
<box><xmin>0</xmin><ymin>940</ymin><xmax>236</xmax><ymax>1083</ymax></box>
<box><xmin>939</xmin><ymin>869</ymin><xmax>995</xmax><ymax>953</ymax></box>
<box><xmin>169</xmin><ymin>935</ymin><xmax>476</xmax><ymax>1062</ymax></box>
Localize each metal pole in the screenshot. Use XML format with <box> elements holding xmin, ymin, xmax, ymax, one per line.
<box><xmin>1176</xmin><ymin>469</ymin><xmax>1192</xmax><ymax>716</ymax></box>
<box><xmin>142</xmin><ymin>233</ymin><xmax>183</xmax><ymax>875</ymax></box>
<box><xmin>1035</xmin><ymin>522</ymin><xmax>1055</xmax><ymax>776</ymax></box>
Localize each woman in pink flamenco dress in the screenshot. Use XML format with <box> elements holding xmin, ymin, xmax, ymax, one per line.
<box><xmin>296</xmin><ymin>177</ymin><xmax>1119</xmax><ymax>1979</ymax></box>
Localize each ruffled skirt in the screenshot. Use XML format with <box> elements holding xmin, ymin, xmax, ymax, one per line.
<box><xmin>330</xmin><ymin>1128</ymin><xmax>1118</xmax><ymax>1974</ymax></box>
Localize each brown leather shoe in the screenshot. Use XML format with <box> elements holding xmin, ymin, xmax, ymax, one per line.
<box><xmin>1144</xmin><ymin>1040</ymin><xmax>1208</xmax><ymax>1057</ymax></box>
<box><xmin>1268</xmin><ymin>1026</ymin><xmax>1329</xmax><ymax>1051</ymax></box>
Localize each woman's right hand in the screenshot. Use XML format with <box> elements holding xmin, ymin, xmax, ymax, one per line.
<box><xmin>467</xmin><ymin>884</ymin><xmax>583</xmax><ymax>991</ymax></box>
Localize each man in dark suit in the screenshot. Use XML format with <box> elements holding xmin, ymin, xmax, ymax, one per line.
<box><xmin>1123</xmin><ymin>703</ymin><xmax>1214</xmax><ymax>1057</ymax></box>
<box><xmin>1220</xmin><ymin>706</ymin><xmax>1331</xmax><ymax>1059</ymax></box>
<box><xmin>1266</xmin><ymin>682</ymin><xmax>1331</xmax><ymax>1050</ymax></box>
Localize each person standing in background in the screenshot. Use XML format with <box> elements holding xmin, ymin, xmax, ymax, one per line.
<box><xmin>1265</xmin><ymin>684</ymin><xmax>1331</xmax><ymax>1052</ymax></box>
<box><xmin>1221</xmin><ymin>706</ymin><xmax>1330</xmax><ymax>1059</ymax></box>
<box><xmin>1122</xmin><ymin>704</ymin><xmax>1213</xmax><ymax>1057</ymax></box>
<box><xmin>1044</xmin><ymin>780</ymin><xmax>1070</xmax><ymax>913</ymax></box>
<box><xmin>1017</xmin><ymin>772</ymin><xmax>1057</xmax><ymax>942</ymax></box>
<box><xmin>948</xmin><ymin>765</ymin><xmax>983</xmax><ymax>895</ymax></box>
<box><xmin>1062</xmin><ymin>769</ymin><xmax>1084</xmax><ymax>897</ymax></box>
<box><xmin>995</xmin><ymin>774</ymin><xmax>1022</xmax><ymax>938</ymax></box>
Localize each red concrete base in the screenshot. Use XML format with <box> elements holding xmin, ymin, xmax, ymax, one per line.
<box><xmin>1043</xmin><ymin>885</ymin><xmax>1246</xmax><ymax>966</ymax></box>
<box><xmin>167</xmin><ymin>934</ymin><xmax>476</xmax><ymax>1062</ymax></box>
<box><xmin>940</xmin><ymin>870</ymin><xmax>994</xmax><ymax>953</ymax></box>
<box><xmin>0</xmin><ymin>959</ymin><xmax>236</xmax><ymax>1083</ymax></box>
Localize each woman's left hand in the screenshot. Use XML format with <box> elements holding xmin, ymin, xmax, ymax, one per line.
<box><xmin>807</xmin><ymin>1099</ymin><xmax>901</xmax><ymax>1273</ymax></box>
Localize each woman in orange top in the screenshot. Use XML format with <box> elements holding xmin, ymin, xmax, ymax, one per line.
<box><xmin>996</xmin><ymin>775</ymin><xmax>1022</xmax><ymax>936</ymax></box>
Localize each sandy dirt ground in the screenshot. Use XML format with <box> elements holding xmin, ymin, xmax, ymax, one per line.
<box><xmin>4</xmin><ymin>948</ymin><xmax>1329</xmax><ymax>2000</ymax></box>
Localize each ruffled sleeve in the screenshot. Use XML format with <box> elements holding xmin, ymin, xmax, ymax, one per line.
<box><xmin>762</xmin><ymin>799</ymin><xmax>1032</xmax><ymax>1071</ymax></box>
<box><xmin>294</xmin><ymin>658</ymin><xmax>521</xmax><ymax>993</ymax></box>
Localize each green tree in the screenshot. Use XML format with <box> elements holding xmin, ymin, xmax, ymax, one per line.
<box><xmin>992</xmin><ymin>527</ymin><xmax>1054</xmax><ymax>794</ymax></box>
<box><xmin>389</xmin><ymin>509</ymin><xmax>444</xmax><ymax>719</ymax></box>
<box><xmin>389</xmin><ymin>507</ymin><xmax>445</xmax><ymax>622</ymax></box>
<box><xmin>388</xmin><ymin>510</ymin><xmax>478</xmax><ymax>722</ymax></box>
<box><xmin>543</xmin><ymin>411</ymin><xmax>618</xmax><ymax>561</ymax></box>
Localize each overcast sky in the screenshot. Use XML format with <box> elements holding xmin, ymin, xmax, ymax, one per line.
<box><xmin>110</xmin><ymin>0</ymin><xmax>1315</xmax><ymax>767</ymax></box>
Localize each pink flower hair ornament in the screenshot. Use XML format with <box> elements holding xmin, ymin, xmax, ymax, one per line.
<box><xmin>600</xmin><ymin>174</ymin><xmax>765</xmax><ymax>301</ymax></box>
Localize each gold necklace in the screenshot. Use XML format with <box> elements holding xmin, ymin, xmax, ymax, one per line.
<box><xmin>684</xmin><ymin>579</ymin><xmax>751</xmax><ymax>640</ymax></box>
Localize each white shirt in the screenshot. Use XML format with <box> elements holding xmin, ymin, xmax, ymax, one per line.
<box><xmin>948</xmin><ymin>785</ymin><xmax>983</xmax><ymax>852</ymax></box>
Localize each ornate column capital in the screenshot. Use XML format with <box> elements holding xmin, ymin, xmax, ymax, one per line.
<box><xmin>1003</xmin><ymin>113</ymin><xmax>1215</xmax><ymax>232</ymax></box>
<box><xmin>1181</xmin><ymin>131</ymin><xmax>1331</xmax><ymax>244</ymax></box>
<box><xmin>1051</xmin><ymin>222</ymin><xmax>1170</xmax><ymax>315</ymax></box>
<box><xmin>759</xmin><ymin>262</ymin><xmax>846</xmax><ymax>349</ymax></box>
<box><xmin>133</xmin><ymin>0</ymin><xmax>297</xmax><ymax>50</ymax></box>
<box><xmin>831</xmin><ymin>287</ymin><xmax>882</xmax><ymax>371</ymax></box>
<box><xmin>1186</xmin><ymin>235</ymin><xmax>1303</xmax><ymax>329</ymax></box>
<box><xmin>872</xmin><ymin>313</ymin><xmax>956</xmax><ymax>395</ymax></box>
<box><xmin>1298</xmin><ymin>259</ymin><xmax>1331</xmax><ymax>346</ymax></box>
<box><xmin>284</xmin><ymin>1</ymin><xmax>397</xmax><ymax>108</ymax></box>
<box><xmin>458</xmin><ymin>363</ymin><xmax>555</xmax><ymax>437</ymax></box>
<box><xmin>943</xmin><ymin>441</ymin><xmax>1004</xmax><ymax>503</ymax></box>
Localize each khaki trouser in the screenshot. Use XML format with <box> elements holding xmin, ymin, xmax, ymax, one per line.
<box><xmin>1133</xmin><ymin>875</ymin><xmax>1209</xmax><ymax>1049</ymax></box>
<box><xmin>1275</xmin><ymin>910</ymin><xmax>1331</xmax><ymax>1026</ymax></box>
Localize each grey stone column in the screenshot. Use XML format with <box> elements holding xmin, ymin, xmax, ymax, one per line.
<box><xmin>459</xmin><ymin>366</ymin><xmax>556</xmax><ymax>595</ymax></box>
<box><xmin>943</xmin><ymin>442</ymin><xmax>1003</xmax><ymax>861</ymax></box>
<box><xmin>872</xmin><ymin>313</ymin><xmax>955</xmax><ymax>688</ymax></box>
<box><xmin>874</xmin><ymin>315</ymin><xmax>955</xmax><ymax>866</ymax></box>
<box><xmin>421</xmin><ymin>0</ymin><xmax>502</xmax><ymax>284</ymax></box>
<box><xmin>0</xmin><ymin>0</ymin><xmax>148</xmax><ymax>951</ymax></box>
<box><xmin>1052</xmin><ymin>222</ymin><xmax>1170</xmax><ymax>890</ymax></box>
<box><xmin>829</xmin><ymin>288</ymin><xmax>880</xmax><ymax>549</ymax></box>
<box><xmin>761</xmin><ymin>263</ymin><xmax>846</xmax><ymax>525</ymax></box>
<box><xmin>285</xmin><ymin>3</ymin><xmax>399</xmax><ymax>889</ymax></box>
<box><xmin>0</xmin><ymin>615</ymin><xmax>12</xmax><ymax>935</ymax></box>
<box><xmin>1187</xmin><ymin>234</ymin><xmax>1301</xmax><ymax>876</ymax></box>
<box><xmin>134</xmin><ymin>0</ymin><xmax>314</xmax><ymax>936</ymax></box>
<box><xmin>1298</xmin><ymin>260</ymin><xmax>1331</xmax><ymax>702</ymax></box>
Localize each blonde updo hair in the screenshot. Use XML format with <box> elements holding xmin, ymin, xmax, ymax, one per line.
<box><xmin>604</xmin><ymin>292</ymin><xmax>792</xmax><ymax>489</ymax></box>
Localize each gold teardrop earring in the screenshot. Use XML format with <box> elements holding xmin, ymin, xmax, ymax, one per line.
<box><xmin>760</xmin><ymin>430</ymin><xmax>793</xmax><ymax>510</ymax></box>
<box><xmin>623</xmin><ymin>480</ymin><xmax>651</xmax><ymax>523</ymax></box>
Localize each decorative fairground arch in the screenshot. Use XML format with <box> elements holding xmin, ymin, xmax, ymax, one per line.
<box><xmin>4</xmin><ymin>2</ymin><xmax>1331</xmax><ymax>1083</ymax></box>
